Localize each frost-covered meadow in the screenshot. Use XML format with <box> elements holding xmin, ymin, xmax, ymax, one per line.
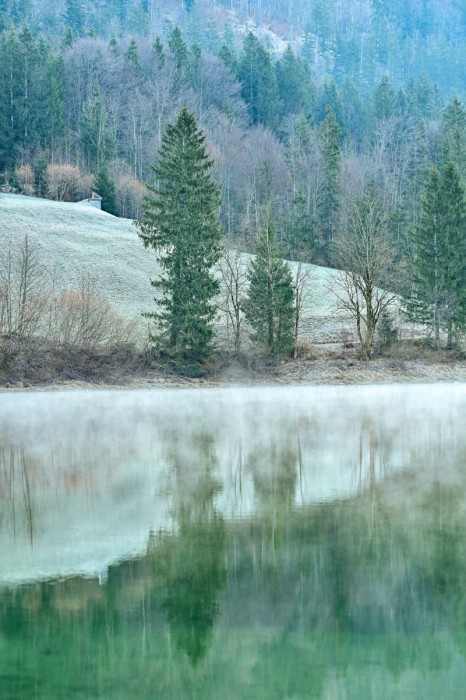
<box><xmin>1</xmin><ymin>194</ymin><xmax>348</xmax><ymax>341</ymax></box>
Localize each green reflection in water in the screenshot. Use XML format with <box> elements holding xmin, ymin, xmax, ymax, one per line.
<box><xmin>1</xmin><ymin>397</ymin><xmax>466</xmax><ymax>699</ymax></box>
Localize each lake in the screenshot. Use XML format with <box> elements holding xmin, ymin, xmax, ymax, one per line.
<box><xmin>1</xmin><ymin>385</ymin><xmax>466</xmax><ymax>699</ymax></box>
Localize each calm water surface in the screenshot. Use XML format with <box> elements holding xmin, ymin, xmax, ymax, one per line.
<box><xmin>1</xmin><ymin>385</ymin><xmax>466</xmax><ymax>699</ymax></box>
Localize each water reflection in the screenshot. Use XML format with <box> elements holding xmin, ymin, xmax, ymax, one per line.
<box><xmin>148</xmin><ymin>436</ymin><xmax>226</xmax><ymax>665</ymax></box>
<box><xmin>1</xmin><ymin>385</ymin><xmax>466</xmax><ymax>698</ymax></box>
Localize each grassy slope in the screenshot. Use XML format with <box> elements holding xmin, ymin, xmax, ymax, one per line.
<box><xmin>1</xmin><ymin>193</ymin><xmax>343</xmax><ymax>334</ymax></box>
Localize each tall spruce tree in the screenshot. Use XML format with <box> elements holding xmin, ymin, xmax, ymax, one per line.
<box><xmin>238</xmin><ymin>32</ymin><xmax>281</xmax><ymax>129</ymax></box>
<box><xmin>137</xmin><ymin>108</ymin><xmax>223</xmax><ymax>374</ymax></box>
<box><xmin>320</xmin><ymin>105</ymin><xmax>341</xmax><ymax>253</ymax></box>
<box><xmin>244</xmin><ymin>217</ymin><xmax>295</xmax><ymax>357</ymax></box>
<box><xmin>407</xmin><ymin>164</ymin><xmax>466</xmax><ymax>347</ymax></box>
<box><xmin>440</xmin><ymin>95</ymin><xmax>466</xmax><ymax>181</ymax></box>
<box><xmin>440</xmin><ymin>163</ymin><xmax>466</xmax><ymax>345</ymax></box>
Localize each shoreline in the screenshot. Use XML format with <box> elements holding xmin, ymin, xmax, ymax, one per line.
<box><xmin>2</xmin><ymin>357</ymin><xmax>466</xmax><ymax>392</ymax></box>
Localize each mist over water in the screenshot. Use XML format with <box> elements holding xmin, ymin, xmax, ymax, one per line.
<box><xmin>1</xmin><ymin>385</ymin><xmax>466</xmax><ymax>698</ymax></box>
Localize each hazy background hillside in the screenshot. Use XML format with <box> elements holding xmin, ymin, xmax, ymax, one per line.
<box><xmin>2</xmin><ymin>0</ymin><xmax>466</xmax><ymax>94</ymax></box>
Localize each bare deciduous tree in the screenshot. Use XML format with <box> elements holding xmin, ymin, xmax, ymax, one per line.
<box><xmin>217</xmin><ymin>248</ymin><xmax>249</xmax><ymax>353</ymax></box>
<box><xmin>331</xmin><ymin>184</ymin><xmax>397</xmax><ymax>360</ymax></box>
<box><xmin>292</xmin><ymin>262</ymin><xmax>313</xmax><ymax>358</ymax></box>
<box><xmin>0</xmin><ymin>235</ymin><xmax>49</xmax><ymax>338</ymax></box>
<box><xmin>46</xmin><ymin>275</ymin><xmax>135</xmax><ymax>351</ymax></box>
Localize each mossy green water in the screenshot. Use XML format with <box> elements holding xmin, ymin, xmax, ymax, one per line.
<box><xmin>1</xmin><ymin>386</ymin><xmax>466</xmax><ymax>699</ymax></box>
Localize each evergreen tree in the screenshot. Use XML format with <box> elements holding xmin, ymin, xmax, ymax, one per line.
<box><xmin>153</xmin><ymin>36</ymin><xmax>165</xmax><ymax>69</ymax></box>
<box><xmin>320</xmin><ymin>105</ymin><xmax>341</xmax><ymax>251</ymax></box>
<box><xmin>373</xmin><ymin>75</ymin><xmax>397</xmax><ymax>121</ymax></box>
<box><xmin>218</xmin><ymin>44</ymin><xmax>237</xmax><ymax>74</ymax></box>
<box><xmin>238</xmin><ymin>32</ymin><xmax>281</xmax><ymax>129</ymax></box>
<box><xmin>407</xmin><ymin>164</ymin><xmax>466</xmax><ymax>347</ymax></box>
<box><xmin>0</xmin><ymin>29</ymin><xmax>22</xmax><ymax>171</ymax></box>
<box><xmin>315</xmin><ymin>81</ymin><xmax>345</xmax><ymax>127</ymax></box>
<box><xmin>168</xmin><ymin>26</ymin><xmax>189</xmax><ymax>75</ymax></box>
<box><xmin>43</xmin><ymin>54</ymin><xmax>66</xmax><ymax>158</ymax></box>
<box><xmin>137</xmin><ymin>108</ymin><xmax>223</xmax><ymax>374</ymax></box>
<box><xmin>65</xmin><ymin>0</ymin><xmax>85</xmax><ymax>36</ymax></box>
<box><xmin>125</xmin><ymin>39</ymin><xmax>143</xmax><ymax>81</ymax></box>
<box><xmin>406</xmin><ymin>167</ymin><xmax>444</xmax><ymax>345</ymax></box>
<box><xmin>285</xmin><ymin>191</ymin><xmax>317</xmax><ymax>262</ymax></box>
<box><xmin>244</xmin><ymin>217</ymin><xmax>295</xmax><ymax>357</ymax></box>
<box><xmin>93</xmin><ymin>163</ymin><xmax>117</xmax><ymax>216</ymax></box>
<box><xmin>33</xmin><ymin>156</ymin><xmax>49</xmax><ymax>197</ymax></box>
<box><xmin>275</xmin><ymin>45</ymin><xmax>314</xmax><ymax>119</ymax></box>
<box><xmin>440</xmin><ymin>163</ymin><xmax>466</xmax><ymax>345</ymax></box>
<box><xmin>440</xmin><ymin>95</ymin><xmax>466</xmax><ymax>180</ymax></box>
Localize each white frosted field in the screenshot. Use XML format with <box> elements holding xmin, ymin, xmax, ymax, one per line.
<box><xmin>1</xmin><ymin>194</ymin><xmax>344</xmax><ymax>334</ymax></box>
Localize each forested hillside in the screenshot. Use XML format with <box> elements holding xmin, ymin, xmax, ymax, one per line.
<box><xmin>2</xmin><ymin>0</ymin><xmax>466</xmax><ymax>94</ymax></box>
<box><xmin>1</xmin><ymin>0</ymin><xmax>466</xmax><ymax>373</ymax></box>
<box><xmin>0</xmin><ymin>15</ymin><xmax>463</xmax><ymax>247</ymax></box>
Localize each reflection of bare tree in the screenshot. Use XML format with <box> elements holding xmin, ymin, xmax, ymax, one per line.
<box><xmin>0</xmin><ymin>448</ymin><xmax>34</xmax><ymax>544</ymax></box>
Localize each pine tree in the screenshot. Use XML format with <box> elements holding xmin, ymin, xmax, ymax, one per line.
<box><xmin>275</xmin><ymin>45</ymin><xmax>314</xmax><ymax>119</ymax></box>
<box><xmin>125</xmin><ymin>39</ymin><xmax>143</xmax><ymax>81</ymax></box>
<box><xmin>168</xmin><ymin>26</ymin><xmax>189</xmax><ymax>75</ymax></box>
<box><xmin>33</xmin><ymin>156</ymin><xmax>49</xmax><ymax>197</ymax></box>
<box><xmin>137</xmin><ymin>108</ymin><xmax>223</xmax><ymax>374</ymax></box>
<box><xmin>373</xmin><ymin>75</ymin><xmax>396</xmax><ymax>121</ymax></box>
<box><xmin>238</xmin><ymin>32</ymin><xmax>281</xmax><ymax>129</ymax></box>
<box><xmin>94</xmin><ymin>163</ymin><xmax>117</xmax><ymax>216</ymax></box>
<box><xmin>320</xmin><ymin>105</ymin><xmax>341</xmax><ymax>252</ymax></box>
<box><xmin>440</xmin><ymin>95</ymin><xmax>466</xmax><ymax>181</ymax></box>
<box><xmin>285</xmin><ymin>191</ymin><xmax>317</xmax><ymax>262</ymax></box>
<box><xmin>65</xmin><ymin>0</ymin><xmax>85</xmax><ymax>36</ymax></box>
<box><xmin>440</xmin><ymin>163</ymin><xmax>466</xmax><ymax>345</ymax></box>
<box><xmin>243</xmin><ymin>217</ymin><xmax>295</xmax><ymax>357</ymax></box>
<box><xmin>153</xmin><ymin>36</ymin><xmax>165</xmax><ymax>69</ymax></box>
<box><xmin>0</xmin><ymin>29</ymin><xmax>22</xmax><ymax>171</ymax></box>
<box><xmin>407</xmin><ymin>164</ymin><xmax>466</xmax><ymax>347</ymax></box>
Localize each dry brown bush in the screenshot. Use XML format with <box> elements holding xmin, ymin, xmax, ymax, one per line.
<box><xmin>115</xmin><ymin>174</ymin><xmax>147</xmax><ymax>219</ymax></box>
<box><xmin>45</xmin><ymin>275</ymin><xmax>136</xmax><ymax>351</ymax></box>
<box><xmin>15</xmin><ymin>165</ymin><xmax>35</xmax><ymax>195</ymax></box>
<box><xmin>47</xmin><ymin>164</ymin><xmax>80</xmax><ymax>201</ymax></box>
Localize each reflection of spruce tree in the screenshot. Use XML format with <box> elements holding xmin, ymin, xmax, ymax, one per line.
<box><xmin>149</xmin><ymin>440</ymin><xmax>226</xmax><ymax>666</ymax></box>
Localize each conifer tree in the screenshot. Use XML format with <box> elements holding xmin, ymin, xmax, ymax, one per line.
<box><xmin>276</xmin><ymin>45</ymin><xmax>314</xmax><ymax>119</ymax></box>
<box><xmin>320</xmin><ymin>105</ymin><xmax>341</xmax><ymax>252</ymax></box>
<box><xmin>407</xmin><ymin>164</ymin><xmax>466</xmax><ymax>347</ymax></box>
<box><xmin>285</xmin><ymin>191</ymin><xmax>317</xmax><ymax>262</ymax></box>
<box><xmin>440</xmin><ymin>95</ymin><xmax>466</xmax><ymax>181</ymax></box>
<box><xmin>244</xmin><ymin>217</ymin><xmax>295</xmax><ymax>357</ymax></box>
<box><xmin>33</xmin><ymin>156</ymin><xmax>49</xmax><ymax>197</ymax></box>
<box><xmin>153</xmin><ymin>36</ymin><xmax>165</xmax><ymax>69</ymax></box>
<box><xmin>137</xmin><ymin>108</ymin><xmax>223</xmax><ymax>374</ymax></box>
<box><xmin>94</xmin><ymin>163</ymin><xmax>117</xmax><ymax>216</ymax></box>
<box><xmin>373</xmin><ymin>75</ymin><xmax>396</xmax><ymax>121</ymax></box>
<box><xmin>238</xmin><ymin>32</ymin><xmax>281</xmax><ymax>129</ymax></box>
<box><xmin>168</xmin><ymin>26</ymin><xmax>189</xmax><ymax>74</ymax></box>
<box><xmin>65</xmin><ymin>0</ymin><xmax>85</xmax><ymax>36</ymax></box>
<box><xmin>440</xmin><ymin>163</ymin><xmax>466</xmax><ymax>345</ymax></box>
